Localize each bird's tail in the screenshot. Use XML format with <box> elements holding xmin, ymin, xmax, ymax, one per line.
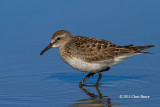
<box><xmin>124</xmin><ymin>44</ymin><xmax>155</xmax><ymax>54</ymax></box>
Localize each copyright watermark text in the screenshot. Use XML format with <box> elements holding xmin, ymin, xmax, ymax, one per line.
<box><xmin>119</xmin><ymin>95</ymin><xmax>150</xmax><ymax>99</ymax></box>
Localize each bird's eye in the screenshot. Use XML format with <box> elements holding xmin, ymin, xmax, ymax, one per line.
<box><xmin>57</xmin><ymin>37</ymin><xmax>61</xmax><ymax>40</ymax></box>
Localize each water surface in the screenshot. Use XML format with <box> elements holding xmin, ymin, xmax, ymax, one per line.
<box><xmin>0</xmin><ymin>0</ymin><xmax>159</xmax><ymax>107</ymax></box>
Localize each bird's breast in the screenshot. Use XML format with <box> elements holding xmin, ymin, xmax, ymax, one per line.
<box><xmin>59</xmin><ymin>54</ymin><xmax>112</xmax><ymax>73</ymax></box>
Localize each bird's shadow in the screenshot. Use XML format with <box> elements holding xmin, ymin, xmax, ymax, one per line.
<box><xmin>43</xmin><ymin>73</ymin><xmax>149</xmax><ymax>84</ymax></box>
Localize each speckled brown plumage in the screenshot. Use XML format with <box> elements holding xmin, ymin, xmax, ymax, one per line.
<box><xmin>60</xmin><ymin>35</ymin><xmax>153</xmax><ymax>63</ymax></box>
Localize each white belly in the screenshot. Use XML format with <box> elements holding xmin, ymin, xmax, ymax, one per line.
<box><xmin>62</xmin><ymin>57</ymin><xmax>115</xmax><ymax>73</ymax></box>
<box><xmin>59</xmin><ymin>49</ymin><xmax>139</xmax><ymax>73</ymax></box>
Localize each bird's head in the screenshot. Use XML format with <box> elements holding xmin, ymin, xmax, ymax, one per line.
<box><xmin>40</xmin><ymin>30</ymin><xmax>72</xmax><ymax>55</ymax></box>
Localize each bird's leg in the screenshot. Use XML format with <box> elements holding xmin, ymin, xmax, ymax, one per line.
<box><xmin>79</xmin><ymin>67</ymin><xmax>110</xmax><ymax>86</ymax></box>
<box><xmin>95</xmin><ymin>72</ymin><xmax>102</xmax><ymax>86</ymax></box>
<box><xmin>79</xmin><ymin>73</ymin><xmax>95</xmax><ymax>86</ymax></box>
<box><xmin>95</xmin><ymin>67</ymin><xmax>110</xmax><ymax>86</ymax></box>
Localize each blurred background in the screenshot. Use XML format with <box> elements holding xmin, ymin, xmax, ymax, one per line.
<box><xmin>0</xmin><ymin>0</ymin><xmax>159</xmax><ymax>107</ymax></box>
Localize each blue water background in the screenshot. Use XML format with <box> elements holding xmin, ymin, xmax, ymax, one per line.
<box><xmin>0</xmin><ymin>0</ymin><xmax>160</xmax><ymax>107</ymax></box>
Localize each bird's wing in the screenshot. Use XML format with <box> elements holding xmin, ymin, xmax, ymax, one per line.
<box><xmin>66</xmin><ymin>36</ymin><xmax>138</xmax><ymax>63</ymax></box>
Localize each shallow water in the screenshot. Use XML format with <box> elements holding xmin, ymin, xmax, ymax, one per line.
<box><xmin>0</xmin><ymin>66</ymin><xmax>159</xmax><ymax>107</ymax></box>
<box><xmin>0</xmin><ymin>0</ymin><xmax>160</xmax><ymax>107</ymax></box>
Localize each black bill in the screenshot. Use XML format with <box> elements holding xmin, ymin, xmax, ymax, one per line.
<box><xmin>40</xmin><ymin>43</ymin><xmax>53</xmax><ymax>55</ymax></box>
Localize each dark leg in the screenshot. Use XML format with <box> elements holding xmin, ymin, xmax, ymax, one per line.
<box><xmin>79</xmin><ymin>73</ymin><xmax>95</xmax><ymax>86</ymax></box>
<box><xmin>95</xmin><ymin>67</ymin><xmax>110</xmax><ymax>86</ymax></box>
<box><xmin>79</xmin><ymin>67</ymin><xmax>110</xmax><ymax>86</ymax></box>
<box><xmin>95</xmin><ymin>72</ymin><xmax>102</xmax><ymax>86</ymax></box>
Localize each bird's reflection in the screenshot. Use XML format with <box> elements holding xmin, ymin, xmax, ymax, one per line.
<box><xmin>71</xmin><ymin>85</ymin><xmax>120</xmax><ymax>107</ymax></box>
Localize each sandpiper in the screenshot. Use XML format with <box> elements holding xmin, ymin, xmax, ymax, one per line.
<box><xmin>40</xmin><ymin>30</ymin><xmax>154</xmax><ymax>86</ymax></box>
